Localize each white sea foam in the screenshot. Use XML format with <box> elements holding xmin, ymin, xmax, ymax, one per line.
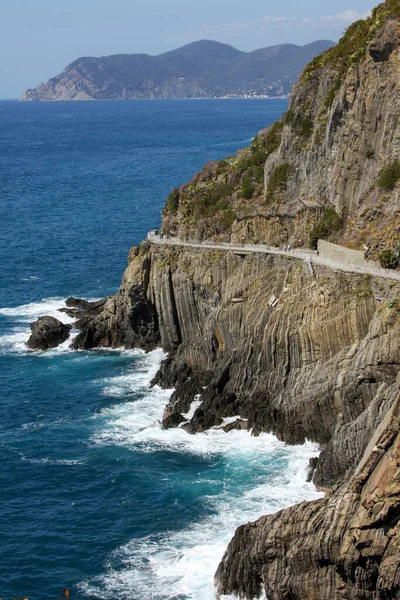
<box><xmin>84</xmin><ymin>350</ymin><xmax>324</xmax><ymax>600</ymax></box>
<box><xmin>182</xmin><ymin>396</ymin><xmax>202</xmax><ymax>421</ymax></box>
<box><xmin>0</xmin><ymin>297</ymin><xmax>74</xmax><ymax>322</ymax></box>
<box><xmin>0</xmin><ymin>296</ymin><xmax>96</xmax><ymax>354</ymax></box>
<box><xmin>20</xmin><ymin>454</ymin><xmax>85</xmax><ymax>466</ymax></box>
<box><xmin>81</xmin><ymin>439</ymin><xmax>321</xmax><ymax>600</ymax></box>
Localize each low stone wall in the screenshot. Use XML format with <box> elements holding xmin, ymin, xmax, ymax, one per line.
<box><xmin>318</xmin><ymin>240</ymin><xmax>381</xmax><ymax>270</ymax></box>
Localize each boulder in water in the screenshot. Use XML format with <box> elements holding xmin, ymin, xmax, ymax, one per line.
<box><xmin>26</xmin><ymin>316</ymin><xmax>72</xmax><ymax>350</ymax></box>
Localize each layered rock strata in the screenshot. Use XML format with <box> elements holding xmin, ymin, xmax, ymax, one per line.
<box><xmin>47</xmin><ymin>2</ymin><xmax>400</xmax><ymax>597</ymax></box>
<box><xmin>216</xmin><ymin>392</ymin><xmax>400</xmax><ymax>599</ymax></box>
<box><xmin>73</xmin><ymin>244</ymin><xmax>400</xmax><ymax>492</ymax></box>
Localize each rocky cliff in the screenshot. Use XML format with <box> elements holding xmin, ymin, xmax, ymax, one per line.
<box><xmin>19</xmin><ymin>40</ymin><xmax>333</xmax><ymax>101</ymax></box>
<box><xmin>67</xmin><ymin>2</ymin><xmax>400</xmax><ymax>598</ymax></box>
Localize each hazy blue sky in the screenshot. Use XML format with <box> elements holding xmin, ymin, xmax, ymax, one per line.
<box><xmin>0</xmin><ymin>0</ymin><xmax>373</xmax><ymax>98</ymax></box>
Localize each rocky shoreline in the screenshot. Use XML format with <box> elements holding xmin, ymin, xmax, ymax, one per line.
<box><xmin>27</xmin><ymin>3</ymin><xmax>400</xmax><ymax>598</ymax></box>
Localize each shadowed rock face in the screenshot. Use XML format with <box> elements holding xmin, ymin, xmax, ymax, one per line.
<box><xmin>58</xmin><ymin>296</ymin><xmax>108</xmax><ymax>330</ymax></box>
<box><xmin>369</xmin><ymin>19</ymin><xmax>400</xmax><ymax>62</ymax></box>
<box><xmin>26</xmin><ymin>316</ymin><xmax>72</xmax><ymax>350</ymax></box>
<box><xmin>73</xmin><ymin>245</ymin><xmax>400</xmax><ymax>489</ymax></box>
<box><xmin>215</xmin><ymin>394</ymin><xmax>400</xmax><ymax>600</ymax></box>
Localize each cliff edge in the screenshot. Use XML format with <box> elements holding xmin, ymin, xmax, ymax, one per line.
<box><xmin>56</xmin><ymin>2</ymin><xmax>400</xmax><ymax>598</ymax></box>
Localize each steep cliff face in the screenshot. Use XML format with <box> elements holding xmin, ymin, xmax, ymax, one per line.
<box><xmin>69</xmin><ymin>3</ymin><xmax>400</xmax><ymax>598</ymax></box>
<box><xmin>216</xmin><ymin>393</ymin><xmax>400</xmax><ymax>600</ymax></box>
<box><xmin>73</xmin><ymin>242</ymin><xmax>400</xmax><ymax>492</ymax></box>
<box><xmin>162</xmin><ymin>5</ymin><xmax>400</xmax><ymax>264</ymax></box>
<box><xmin>264</xmin><ymin>11</ymin><xmax>400</xmax><ymax>261</ymax></box>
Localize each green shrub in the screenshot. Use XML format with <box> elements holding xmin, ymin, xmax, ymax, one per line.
<box><xmin>284</xmin><ymin>109</ymin><xmax>295</xmax><ymax>125</ymax></box>
<box><xmin>301</xmin><ymin>0</ymin><xmax>400</xmax><ymax>86</ymax></box>
<box><xmin>241</xmin><ymin>177</ymin><xmax>255</xmax><ymax>199</ymax></box>
<box><xmin>216</xmin><ymin>158</ymin><xmax>230</xmax><ymax>175</ymax></box>
<box><xmin>192</xmin><ymin>181</ymin><xmax>235</xmax><ymax>218</ymax></box>
<box><xmin>137</xmin><ymin>240</ymin><xmax>150</xmax><ymax>255</ymax></box>
<box><xmin>163</xmin><ymin>188</ymin><xmax>180</xmax><ymax>215</ymax></box>
<box><xmin>365</xmin><ymin>148</ymin><xmax>375</xmax><ymax>159</ymax></box>
<box><xmin>324</xmin><ymin>75</ymin><xmax>344</xmax><ymax>110</ymax></box>
<box><xmin>285</xmin><ymin>111</ymin><xmax>313</xmax><ymax>139</ymax></box>
<box><xmin>377</xmin><ymin>161</ymin><xmax>400</xmax><ymax>190</ymax></box>
<box><xmin>379</xmin><ymin>249</ymin><xmax>397</xmax><ymax>269</ymax></box>
<box><xmin>243</xmin><ymin>121</ymin><xmax>284</xmax><ymax>173</ymax></box>
<box><xmin>267</xmin><ymin>163</ymin><xmax>294</xmax><ymax>198</ymax></box>
<box><xmin>219</xmin><ymin>209</ymin><xmax>235</xmax><ymax>228</ymax></box>
<box><xmin>309</xmin><ymin>207</ymin><xmax>342</xmax><ymax>249</ymax></box>
<box><xmin>297</xmin><ymin>116</ymin><xmax>314</xmax><ymax>138</ymax></box>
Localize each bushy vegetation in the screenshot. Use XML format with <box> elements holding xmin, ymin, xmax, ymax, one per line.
<box><xmin>285</xmin><ymin>110</ymin><xmax>314</xmax><ymax>138</ymax></box>
<box><xmin>379</xmin><ymin>249</ymin><xmax>397</xmax><ymax>268</ymax></box>
<box><xmin>241</xmin><ymin>177</ymin><xmax>255</xmax><ymax>199</ymax></box>
<box><xmin>266</xmin><ymin>163</ymin><xmax>294</xmax><ymax>199</ymax></box>
<box><xmin>235</xmin><ymin>121</ymin><xmax>284</xmax><ymax>183</ymax></box>
<box><xmin>377</xmin><ymin>161</ymin><xmax>400</xmax><ymax>190</ymax></box>
<box><xmin>309</xmin><ymin>207</ymin><xmax>343</xmax><ymax>249</ymax></box>
<box><xmin>137</xmin><ymin>240</ymin><xmax>151</xmax><ymax>255</ymax></box>
<box><xmin>163</xmin><ymin>188</ymin><xmax>180</xmax><ymax>215</ymax></box>
<box><xmin>303</xmin><ymin>1</ymin><xmax>400</xmax><ymax>112</ymax></box>
<box><xmin>219</xmin><ymin>208</ymin><xmax>235</xmax><ymax>228</ymax></box>
<box><xmin>191</xmin><ymin>181</ymin><xmax>236</xmax><ymax>218</ymax></box>
<box><xmin>161</xmin><ymin>118</ymin><xmax>285</xmax><ymax>232</ymax></box>
<box><xmin>324</xmin><ymin>76</ymin><xmax>344</xmax><ymax>110</ymax></box>
<box><xmin>379</xmin><ymin>243</ymin><xmax>400</xmax><ymax>268</ymax></box>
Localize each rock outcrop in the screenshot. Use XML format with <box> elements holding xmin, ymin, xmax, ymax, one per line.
<box><xmin>58</xmin><ymin>296</ymin><xmax>108</xmax><ymax>330</ymax></box>
<box><xmin>26</xmin><ymin>316</ymin><xmax>72</xmax><ymax>350</ymax></box>
<box><xmin>216</xmin><ymin>392</ymin><xmax>400</xmax><ymax>600</ymax></box>
<box><xmin>73</xmin><ymin>243</ymin><xmax>400</xmax><ymax>490</ymax></box>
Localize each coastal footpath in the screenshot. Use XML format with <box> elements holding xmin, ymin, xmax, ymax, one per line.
<box><xmin>32</xmin><ymin>2</ymin><xmax>400</xmax><ymax>598</ymax></box>
<box><xmin>147</xmin><ymin>231</ymin><xmax>400</xmax><ymax>282</ymax></box>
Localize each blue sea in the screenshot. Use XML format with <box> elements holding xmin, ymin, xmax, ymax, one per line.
<box><xmin>0</xmin><ymin>99</ymin><xmax>322</xmax><ymax>600</ymax></box>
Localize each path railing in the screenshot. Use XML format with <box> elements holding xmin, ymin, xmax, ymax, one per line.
<box><xmin>146</xmin><ymin>231</ymin><xmax>400</xmax><ymax>283</ymax></box>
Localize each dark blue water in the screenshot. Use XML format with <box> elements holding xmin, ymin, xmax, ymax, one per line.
<box><xmin>0</xmin><ymin>99</ymin><xmax>321</xmax><ymax>600</ymax></box>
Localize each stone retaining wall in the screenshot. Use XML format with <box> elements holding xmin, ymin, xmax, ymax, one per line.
<box><xmin>318</xmin><ymin>240</ymin><xmax>381</xmax><ymax>270</ymax></box>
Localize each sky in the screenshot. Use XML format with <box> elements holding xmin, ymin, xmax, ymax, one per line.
<box><xmin>0</xmin><ymin>0</ymin><xmax>374</xmax><ymax>98</ymax></box>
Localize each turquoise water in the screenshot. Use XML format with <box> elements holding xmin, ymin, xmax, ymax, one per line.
<box><xmin>0</xmin><ymin>99</ymin><xmax>322</xmax><ymax>600</ymax></box>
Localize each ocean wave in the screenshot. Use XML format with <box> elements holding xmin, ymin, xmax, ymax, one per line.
<box><xmin>0</xmin><ymin>296</ymin><xmax>96</xmax><ymax>354</ymax></box>
<box><xmin>20</xmin><ymin>454</ymin><xmax>86</xmax><ymax>466</ymax></box>
<box><xmin>99</xmin><ymin>348</ymin><xmax>164</xmax><ymax>397</ymax></box>
<box><xmin>80</xmin><ymin>439</ymin><xmax>321</xmax><ymax>600</ymax></box>
<box><xmin>94</xmin><ymin>360</ymin><xmax>282</xmax><ymax>456</ymax></box>
<box><xmin>85</xmin><ymin>348</ymin><xmax>323</xmax><ymax>599</ymax></box>
<box><xmin>0</xmin><ymin>297</ymin><xmax>75</xmax><ymax>322</ymax></box>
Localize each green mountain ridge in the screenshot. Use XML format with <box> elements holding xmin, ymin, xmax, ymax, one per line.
<box><xmin>20</xmin><ymin>39</ymin><xmax>334</xmax><ymax>101</ymax></box>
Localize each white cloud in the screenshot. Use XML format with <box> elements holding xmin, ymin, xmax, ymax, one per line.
<box><xmin>259</xmin><ymin>16</ymin><xmax>297</xmax><ymax>24</ymax></box>
<box><xmin>257</xmin><ymin>9</ymin><xmax>372</xmax><ymax>28</ymax></box>
<box><xmin>205</xmin><ymin>22</ymin><xmax>253</xmax><ymax>30</ymax></box>
<box><xmin>321</xmin><ymin>10</ymin><xmax>372</xmax><ymax>23</ymax></box>
<box><xmin>191</xmin><ymin>7</ymin><xmax>372</xmax><ymax>46</ymax></box>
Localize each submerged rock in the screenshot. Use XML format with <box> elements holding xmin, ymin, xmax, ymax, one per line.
<box><xmin>26</xmin><ymin>316</ymin><xmax>72</xmax><ymax>350</ymax></box>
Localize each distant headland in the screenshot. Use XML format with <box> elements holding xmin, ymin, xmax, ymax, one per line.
<box><xmin>19</xmin><ymin>39</ymin><xmax>334</xmax><ymax>102</ymax></box>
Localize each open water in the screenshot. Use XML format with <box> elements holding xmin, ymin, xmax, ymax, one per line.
<box><xmin>0</xmin><ymin>98</ymin><xmax>323</xmax><ymax>600</ymax></box>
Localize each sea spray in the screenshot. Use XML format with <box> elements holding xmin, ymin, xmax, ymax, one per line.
<box><xmin>0</xmin><ymin>297</ymin><xmax>99</xmax><ymax>354</ymax></box>
<box><xmin>81</xmin><ymin>350</ymin><xmax>323</xmax><ymax>600</ymax></box>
